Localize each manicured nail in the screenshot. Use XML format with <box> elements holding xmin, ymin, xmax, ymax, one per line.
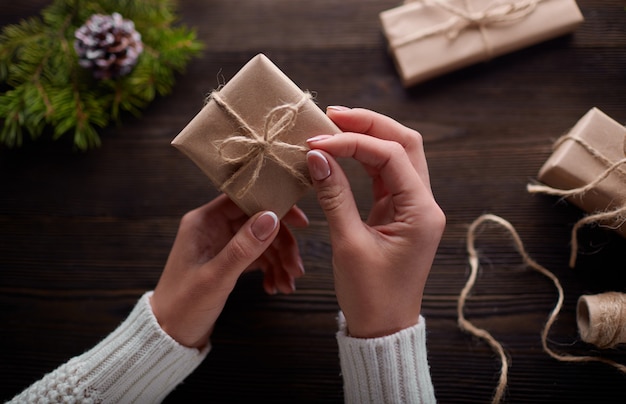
<box><xmin>307</xmin><ymin>134</ymin><xmax>334</xmax><ymax>143</ymax></box>
<box><xmin>290</xmin><ymin>278</ymin><xmax>296</xmax><ymax>292</ymax></box>
<box><xmin>298</xmin><ymin>258</ymin><xmax>305</xmax><ymax>275</ymax></box>
<box><xmin>306</xmin><ymin>150</ymin><xmax>331</xmax><ymax>181</ymax></box>
<box><xmin>252</xmin><ymin>211</ymin><xmax>278</xmax><ymax>241</ymax></box>
<box><xmin>327</xmin><ymin>105</ymin><xmax>350</xmax><ymax>112</ymax></box>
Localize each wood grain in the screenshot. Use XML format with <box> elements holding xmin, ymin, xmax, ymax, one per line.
<box><xmin>1</xmin><ymin>1</ymin><xmax>626</xmax><ymax>402</ymax></box>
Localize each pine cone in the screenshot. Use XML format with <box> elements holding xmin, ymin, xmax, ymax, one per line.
<box><xmin>74</xmin><ymin>13</ymin><xmax>143</xmax><ymax>80</ymax></box>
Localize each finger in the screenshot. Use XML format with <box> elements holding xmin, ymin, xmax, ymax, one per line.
<box><xmin>260</xmin><ymin>259</ymin><xmax>277</xmax><ymax>295</ymax></box>
<box><xmin>245</xmin><ymin>224</ymin><xmax>302</xmax><ymax>294</ymax></box>
<box><xmin>273</xmin><ymin>225</ymin><xmax>305</xmax><ymax>279</ymax></box>
<box><xmin>260</xmin><ymin>249</ymin><xmax>295</xmax><ymax>294</ymax></box>
<box><xmin>256</xmin><ymin>241</ymin><xmax>295</xmax><ymax>294</ymax></box>
<box><xmin>270</xmin><ymin>257</ymin><xmax>296</xmax><ymax>294</ymax></box>
<box><xmin>306</xmin><ymin>149</ymin><xmax>364</xmax><ymax>242</ymax></box>
<box><xmin>282</xmin><ymin>204</ymin><xmax>309</xmax><ymax>228</ymax></box>
<box><xmin>308</xmin><ymin>134</ymin><xmax>428</xmax><ymax>222</ymax></box>
<box><xmin>199</xmin><ymin>194</ymin><xmax>245</xmax><ymax>220</ymax></box>
<box><xmin>205</xmin><ymin>196</ymin><xmax>309</xmax><ymax>230</ymax></box>
<box><xmin>209</xmin><ymin>211</ymin><xmax>280</xmax><ymax>281</ymax></box>
<box><xmin>326</xmin><ymin>107</ymin><xmax>431</xmax><ymax>190</ymax></box>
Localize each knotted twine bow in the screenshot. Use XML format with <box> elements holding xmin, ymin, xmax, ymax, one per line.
<box><xmin>210</xmin><ymin>90</ymin><xmax>312</xmax><ymax>199</ymax></box>
<box><xmin>527</xmin><ymin>134</ymin><xmax>626</xmax><ymax>268</ymax></box>
<box><xmin>395</xmin><ymin>0</ymin><xmax>542</xmax><ymax>57</ymax></box>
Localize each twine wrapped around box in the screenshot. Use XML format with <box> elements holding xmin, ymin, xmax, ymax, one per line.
<box><xmin>172</xmin><ymin>54</ymin><xmax>340</xmax><ymax>218</ymax></box>
<box><xmin>380</xmin><ymin>0</ymin><xmax>583</xmax><ymax>86</ymax></box>
<box><xmin>528</xmin><ymin>108</ymin><xmax>626</xmax><ymax>267</ymax></box>
<box><xmin>210</xmin><ymin>90</ymin><xmax>312</xmax><ymax>199</ymax></box>
<box><xmin>394</xmin><ymin>0</ymin><xmax>542</xmax><ymax>52</ymax></box>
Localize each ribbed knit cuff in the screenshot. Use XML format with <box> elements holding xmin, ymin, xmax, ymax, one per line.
<box><xmin>9</xmin><ymin>292</ymin><xmax>209</xmax><ymax>403</ymax></box>
<box><xmin>78</xmin><ymin>291</ymin><xmax>210</xmax><ymax>402</ymax></box>
<box><xmin>336</xmin><ymin>312</ymin><xmax>436</xmax><ymax>404</ymax></box>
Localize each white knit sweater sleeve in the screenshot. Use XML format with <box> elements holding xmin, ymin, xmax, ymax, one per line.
<box><xmin>9</xmin><ymin>291</ymin><xmax>209</xmax><ymax>403</ymax></box>
<box><xmin>336</xmin><ymin>312</ymin><xmax>436</xmax><ymax>404</ymax></box>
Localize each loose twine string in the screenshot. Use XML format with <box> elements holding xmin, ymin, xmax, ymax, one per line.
<box><xmin>209</xmin><ymin>91</ymin><xmax>312</xmax><ymax>198</ymax></box>
<box><xmin>527</xmin><ymin>134</ymin><xmax>626</xmax><ymax>268</ymax></box>
<box><xmin>460</xmin><ymin>214</ymin><xmax>626</xmax><ymax>404</ymax></box>
<box><xmin>396</xmin><ymin>0</ymin><xmax>542</xmax><ymax>57</ymax></box>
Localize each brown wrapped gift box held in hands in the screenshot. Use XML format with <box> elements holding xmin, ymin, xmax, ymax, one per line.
<box><xmin>380</xmin><ymin>0</ymin><xmax>584</xmax><ymax>87</ymax></box>
<box><xmin>172</xmin><ymin>54</ymin><xmax>341</xmax><ymax>218</ymax></box>
<box><xmin>537</xmin><ymin>108</ymin><xmax>626</xmax><ymax>237</ymax></box>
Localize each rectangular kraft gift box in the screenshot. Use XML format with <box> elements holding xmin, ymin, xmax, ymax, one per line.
<box><xmin>380</xmin><ymin>0</ymin><xmax>584</xmax><ymax>87</ymax></box>
<box><xmin>171</xmin><ymin>54</ymin><xmax>340</xmax><ymax>218</ymax></box>
<box><xmin>537</xmin><ymin>108</ymin><xmax>626</xmax><ymax>237</ymax></box>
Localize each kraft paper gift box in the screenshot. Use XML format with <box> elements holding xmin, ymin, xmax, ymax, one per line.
<box><xmin>380</xmin><ymin>0</ymin><xmax>584</xmax><ymax>87</ymax></box>
<box><xmin>536</xmin><ymin>108</ymin><xmax>626</xmax><ymax>237</ymax></box>
<box><xmin>172</xmin><ymin>54</ymin><xmax>340</xmax><ymax>218</ymax></box>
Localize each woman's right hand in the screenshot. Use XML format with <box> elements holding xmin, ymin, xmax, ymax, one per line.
<box><xmin>306</xmin><ymin>107</ymin><xmax>445</xmax><ymax>338</ymax></box>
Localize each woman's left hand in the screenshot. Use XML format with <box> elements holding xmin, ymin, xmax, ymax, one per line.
<box><xmin>151</xmin><ymin>195</ymin><xmax>308</xmax><ymax>348</ymax></box>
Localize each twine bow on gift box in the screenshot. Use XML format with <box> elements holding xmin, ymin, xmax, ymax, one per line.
<box><xmin>527</xmin><ymin>134</ymin><xmax>626</xmax><ymax>267</ymax></box>
<box><xmin>395</xmin><ymin>0</ymin><xmax>542</xmax><ymax>56</ymax></box>
<box><xmin>210</xmin><ymin>91</ymin><xmax>312</xmax><ymax>198</ymax></box>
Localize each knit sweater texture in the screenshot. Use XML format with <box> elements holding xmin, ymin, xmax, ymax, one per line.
<box><xmin>9</xmin><ymin>293</ymin><xmax>435</xmax><ymax>403</ymax></box>
<box><xmin>336</xmin><ymin>312</ymin><xmax>436</xmax><ymax>403</ymax></box>
<box><xmin>8</xmin><ymin>292</ymin><xmax>208</xmax><ymax>403</ymax></box>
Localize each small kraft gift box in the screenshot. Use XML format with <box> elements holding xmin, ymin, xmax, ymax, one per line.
<box><xmin>534</xmin><ymin>108</ymin><xmax>626</xmax><ymax>238</ymax></box>
<box><xmin>379</xmin><ymin>0</ymin><xmax>584</xmax><ymax>87</ymax></box>
<box><xmin>172</xmin><ymin>54</ymin><xmax>340</xmax><ymax>218</ymax></box>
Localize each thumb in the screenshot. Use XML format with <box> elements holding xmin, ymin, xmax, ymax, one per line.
<box><xmin>306</xmin><ymin>150</ymin><xmax>362</xmax><ymax>241</ymax></box>
<box><xmin>211</xmin><ymin>211</ymin><xmax>279</xmax><ymax>278</ymax></box>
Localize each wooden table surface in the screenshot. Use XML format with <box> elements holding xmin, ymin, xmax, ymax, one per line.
<box><xmin>2</xmin><ymin>1</ymin><xmax>626</xmax><ymax>402</ymax></box>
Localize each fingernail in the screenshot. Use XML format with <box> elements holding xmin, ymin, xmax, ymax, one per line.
<box><xmin>298</xmin><ymin>258</ymin><xmax>305</xmax><ymax>275</ymax></box>
<box><xmin>290</xmin><ymin>278</ymin><xmax>296</xmax><ymax>292</ymax></box>
<box><xmin>252</xmin><ymin>211</ymin><xmax>278</xmax><ymax>241</ymax></box>
<box><xmin>327</xmin><ymin>105</ymin><xmax>350</xmax><ymax>112</ymax></box>
<box><xmin>306</xmin><ymin>134</ymin><xmax>334</xmax><ymax>143</ymax></box>
<box><xmin>306</xmin><ymin>150</ymin><xmax>331</xmax><ymax>181</ymax></box>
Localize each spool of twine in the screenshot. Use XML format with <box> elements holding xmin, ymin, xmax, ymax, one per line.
<box><xmin>461</xmin><ymin>214</ymin><xmax>626</xmax><ymax>403</ymax></box>
<box><xmin>577</xmin><ymin>292</ymin><xmax>626</xmax><ymax>349</ymax></box>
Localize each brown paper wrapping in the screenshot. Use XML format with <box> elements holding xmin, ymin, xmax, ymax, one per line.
<box><xmin>380</xmin><ymin>0</ymin><xmax>584</xmax><ymax>87</ymax></box>
<box><xmin>171</xmin><ymin>54</ymin><xmax>340</xmax><ymax>218</ymax></box>
<box><xmin>537</xmin><ymin>108</ymin><xmax>626</xmax><ymax>237</ymax></box>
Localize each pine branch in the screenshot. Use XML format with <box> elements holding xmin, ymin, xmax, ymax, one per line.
<box><xmin>0</xmin><ymin>0</ymin><xmax>203</xmax><ymax>150</ymax></box>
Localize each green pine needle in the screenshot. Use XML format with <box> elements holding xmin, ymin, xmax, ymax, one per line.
<box><xmin>0</xmin><ymin>0</ymin><xmax>203</xmax><ymax>150</ymax></box>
